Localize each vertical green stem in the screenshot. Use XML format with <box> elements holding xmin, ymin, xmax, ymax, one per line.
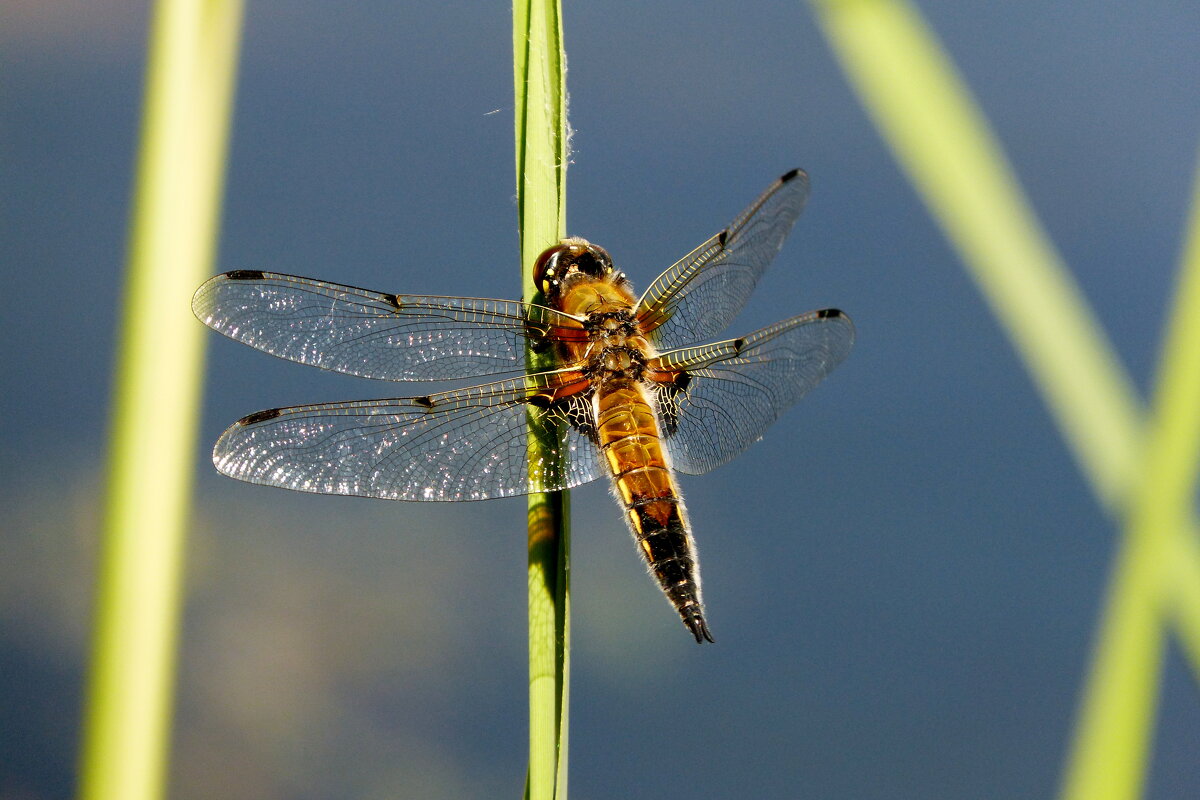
<box><xmin>514</xmin><ymin>0</ymin><xmax>569</xmax><ymax>798</ymax></box>
<box><xmin>79</xmin><ymin>2</ymin><xmax>243</xmax><ymax>799</ymax></box>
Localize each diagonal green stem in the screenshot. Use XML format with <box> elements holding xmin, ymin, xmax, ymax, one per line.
<box><xmin>808</xmin><ymin>0</ymin><xmax>1142</xmax><ymax>503</ymax></box>
<box><xmin>1061</xmin><ymin>151</ymin><xmax>1200</xmax><ymax>800</ymax></box>
<box><xmin>514</xmin><ymin>0</ymin><xmax>569</xmax><ymax>797</ymax></box>
<box><xmin>79</xmin><ymin>2</ymin><xmax>244</xmax><ymax>799</ymax></box>
<box><xmin>807</xmin><ymin>1</ymin><xmax>1200</xmax><ymax>798</ymax></box>
<box><xmin>1157</xmin><ymin>157</ymin><xmax>1200</xmax><ymax>663</ymax></box>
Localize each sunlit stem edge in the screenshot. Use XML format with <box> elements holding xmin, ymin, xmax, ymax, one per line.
<box><xmin>514</xmin><ymin>0</ymin><xmax>570</xmax><ymax>798</ymax></box>
<box><xmin>79</xmin><ymin>2</ymin><xmax>244</xmax><ymax>800</ymax></box>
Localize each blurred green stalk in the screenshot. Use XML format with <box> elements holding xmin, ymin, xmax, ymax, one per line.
<box><xmin>79</xmin><ymin>2</ymin><xmax>243</xmax><ymax>799</ymax></box>
<box><xmin>807</xmin><ymin>1</ymin><xmax>1200</xmax><ymax>797</ymax></box>
<box><xmin>1158</xmin><ymin>158</ymin><xmax>1200</xmax><ymax>677</ymax></box>
<box><xmin>1063</xmin><ymin>159</ymin><xmax>1200</xmax><ymax>800</ymax></box>
<box><xmin>514</xmin><ymin>0</ymin><xmax>570</xmax><ymax>798</ymax></box>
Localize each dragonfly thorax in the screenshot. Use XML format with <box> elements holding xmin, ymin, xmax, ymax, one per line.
<box><xmin>584</xmin><ymin>310</ymin><xmax>637</xmax><ymax>340</ymax></box>
<box><xmin>589</xmin><ymin>344</ymin><xmax>646</xmax><ymax>385</ymax></box>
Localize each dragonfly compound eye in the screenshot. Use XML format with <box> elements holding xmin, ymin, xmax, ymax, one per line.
<box><xmin>533</xmin><ymin>244</ymin><xmax>567</xmax><ymax>298</ymax></box>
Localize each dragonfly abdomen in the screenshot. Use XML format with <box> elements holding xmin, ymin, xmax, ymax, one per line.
<box><xmin>594</xmin><ymin>381</ymin><xmax>714</xmax><ymax>643</ymax></box>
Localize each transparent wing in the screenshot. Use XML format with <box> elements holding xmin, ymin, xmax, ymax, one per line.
<box><xmin>192</xmin><ymin>270</ymin><xmax>584</xmax><ymax>381</ymax></box>
<box><xmin>213</xmin><ymin>374</ymin><xmax>602</xmax><ymax>501</ymax></box>
<box><xmin>650</xmin><ymin>309</ymin><xmax>854</xmax><ymax>475</ymax></box>
<box><xmin>635</xmin><ymin>169</ymin><xmax>811</xmax><ymax>350</ymax></box>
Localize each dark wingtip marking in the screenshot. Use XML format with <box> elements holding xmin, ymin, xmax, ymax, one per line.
<box><xmin>817</xmin><ymin>308</ymin><xmax>845</xmax><ymax>319</ymax></box>
<box><xmin>238</xmin><ymin>407</ymin><xmax>282</xmax><ymax>426</ymax></box>
<box><xmin>412</xmin><ymin>395</ymin><xmax>435</xmax><ymax>409</ymax></box>
<box><xmin>387</xmin><ymin>294</ymin><xmax>403</xmax><ymax>310</ymax></box>
<box><xmin>731</xmin><ymin>337</ymin><xmax>745</xmax><ymax>354</ymax></box>
<box><xmin>780</xmin><ymin>167</ymin><xmax>801</xmax><ymax>183</ymax></box>
<box><xmin>225</xmin><ymin>269</ymin><xmax>266</xmax><ymax>281</ymax></box>
<box><xmin>717</xmin><ymin>229</ymin><xmax>728</xmax><ymax>247</ymax></box>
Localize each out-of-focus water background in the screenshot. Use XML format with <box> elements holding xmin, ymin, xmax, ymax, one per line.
<box><xmin>4</xmin><ymin>2</ymin><xmax>1200</xmax><ymax>798</ymax></box>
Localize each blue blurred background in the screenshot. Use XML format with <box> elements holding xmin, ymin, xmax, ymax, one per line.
<box><xmin>4</xmin><ymin>1</ymin><xmax>1199</xmax><ymax>798</ymax></box>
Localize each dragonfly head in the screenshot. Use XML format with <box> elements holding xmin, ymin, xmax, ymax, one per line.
<box><xmin>533</xmin><ymin>238</ymin><xmax>617</xmax><ymax>302</ymax></box>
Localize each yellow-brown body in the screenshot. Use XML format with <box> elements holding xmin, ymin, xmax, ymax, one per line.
<box><xmin>537</xmin><ymin>238</ymin><xmax>712</xmax><ymax>642</ymax></box>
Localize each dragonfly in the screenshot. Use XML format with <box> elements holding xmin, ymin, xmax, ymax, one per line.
<box><xmin>192</xmin><ymin>169</ymin><xmax>854</xmax><ymax>643</ymax></box>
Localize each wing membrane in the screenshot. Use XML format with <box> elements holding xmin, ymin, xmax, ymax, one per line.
<box><xmin>213</xmin><ymin>374</ymin><xmax>602</xmax><ymax>501</ymax></box>
<box><xmin>192</xmin><ymin>270</ymin><xmax>584</xmax><ymax>381</ymax></box>
<box><xmin>651</xmin><ymin>309</ymin><xmax>854</xmax><ymax>474</ymax></box>
<box><xmin>635</xmin><ymin>169</ymin><xmax>811</xmax><ymax>350</ymax></box>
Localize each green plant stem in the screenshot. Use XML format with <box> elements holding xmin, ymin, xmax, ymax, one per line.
<box><xmin>78</xmin><ymin>2</ymin><xmax>243</xmax><ymax>799</ymax></box>
<box><xmin>807</xmin><ymin>1</ymin><xmax>1200</xmax><ymax>797</ymax></box>
<box><xmin>1158</xmin><ymin>158</ymin><xmax>1200</xmax><ymax>663</ymax></box>
<box><xmin>1062</xmin><ymin>153</ymin><xmax>1200</xmax><ymax>800</ymax></box>
<box><xmin>514</xmin><ymin>0</ymin><xmax>569</xmax><ymax>797</ymax></box>
<box><xmin>809</xmin><ymin>0</ymin><xmax>1142</xmax><ymax>502</ymax></box>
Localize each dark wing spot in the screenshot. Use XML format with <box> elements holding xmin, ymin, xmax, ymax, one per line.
<box><xmin>225</xmin><ymin>269</ymin><xmax>266</xmax><ymax>281</ymax></box>
<box><xmin>527</xmin><ymin>394</ymin><xmax>552</xmax><ymax>409</ymax></box>
<box><xmin>387</xmin><ymin>294</ymin><xmax>404</xmax><ymax>310</ymax></box>
<box><xmin>655</xmin><ymin>382</ymin><xmax>686</xmax><ymax>437</ymax></box>
<box><xmin>731</xmin><ymin>337</ymin><xmax>745</xmax><ymax>354</ymax></box>
<box><xmin>412</xmin><ymin>395</ymin><xmax>435</xmax><ymax>409</ymax></box>
<box><xmin>716</xmin><ymin>229</ymin><xmax>728</xmax><ymax>247</ymax></box>
<box><xmin>780</xmin><ymin>167</ymin><xmax>801</xmax><ymax>183</ymax></box>
<box><xmin>563</xmin><ymin>394</ymin><xmax>597</xmax><ymax>441</ymax></box>
<box><xmin>526</xmin><ymin>324</ymin><xmax>552</xmax><ymax>351</ymax></box>
<box><xmin>817</xmin><ymin>308</ymin><xmax>845</xmax><ymax>319</ymax></box>
<box><xmin>239</xmin><ymin>408</ymin><xmax>282</xmax><ymax>426</ymax></box>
